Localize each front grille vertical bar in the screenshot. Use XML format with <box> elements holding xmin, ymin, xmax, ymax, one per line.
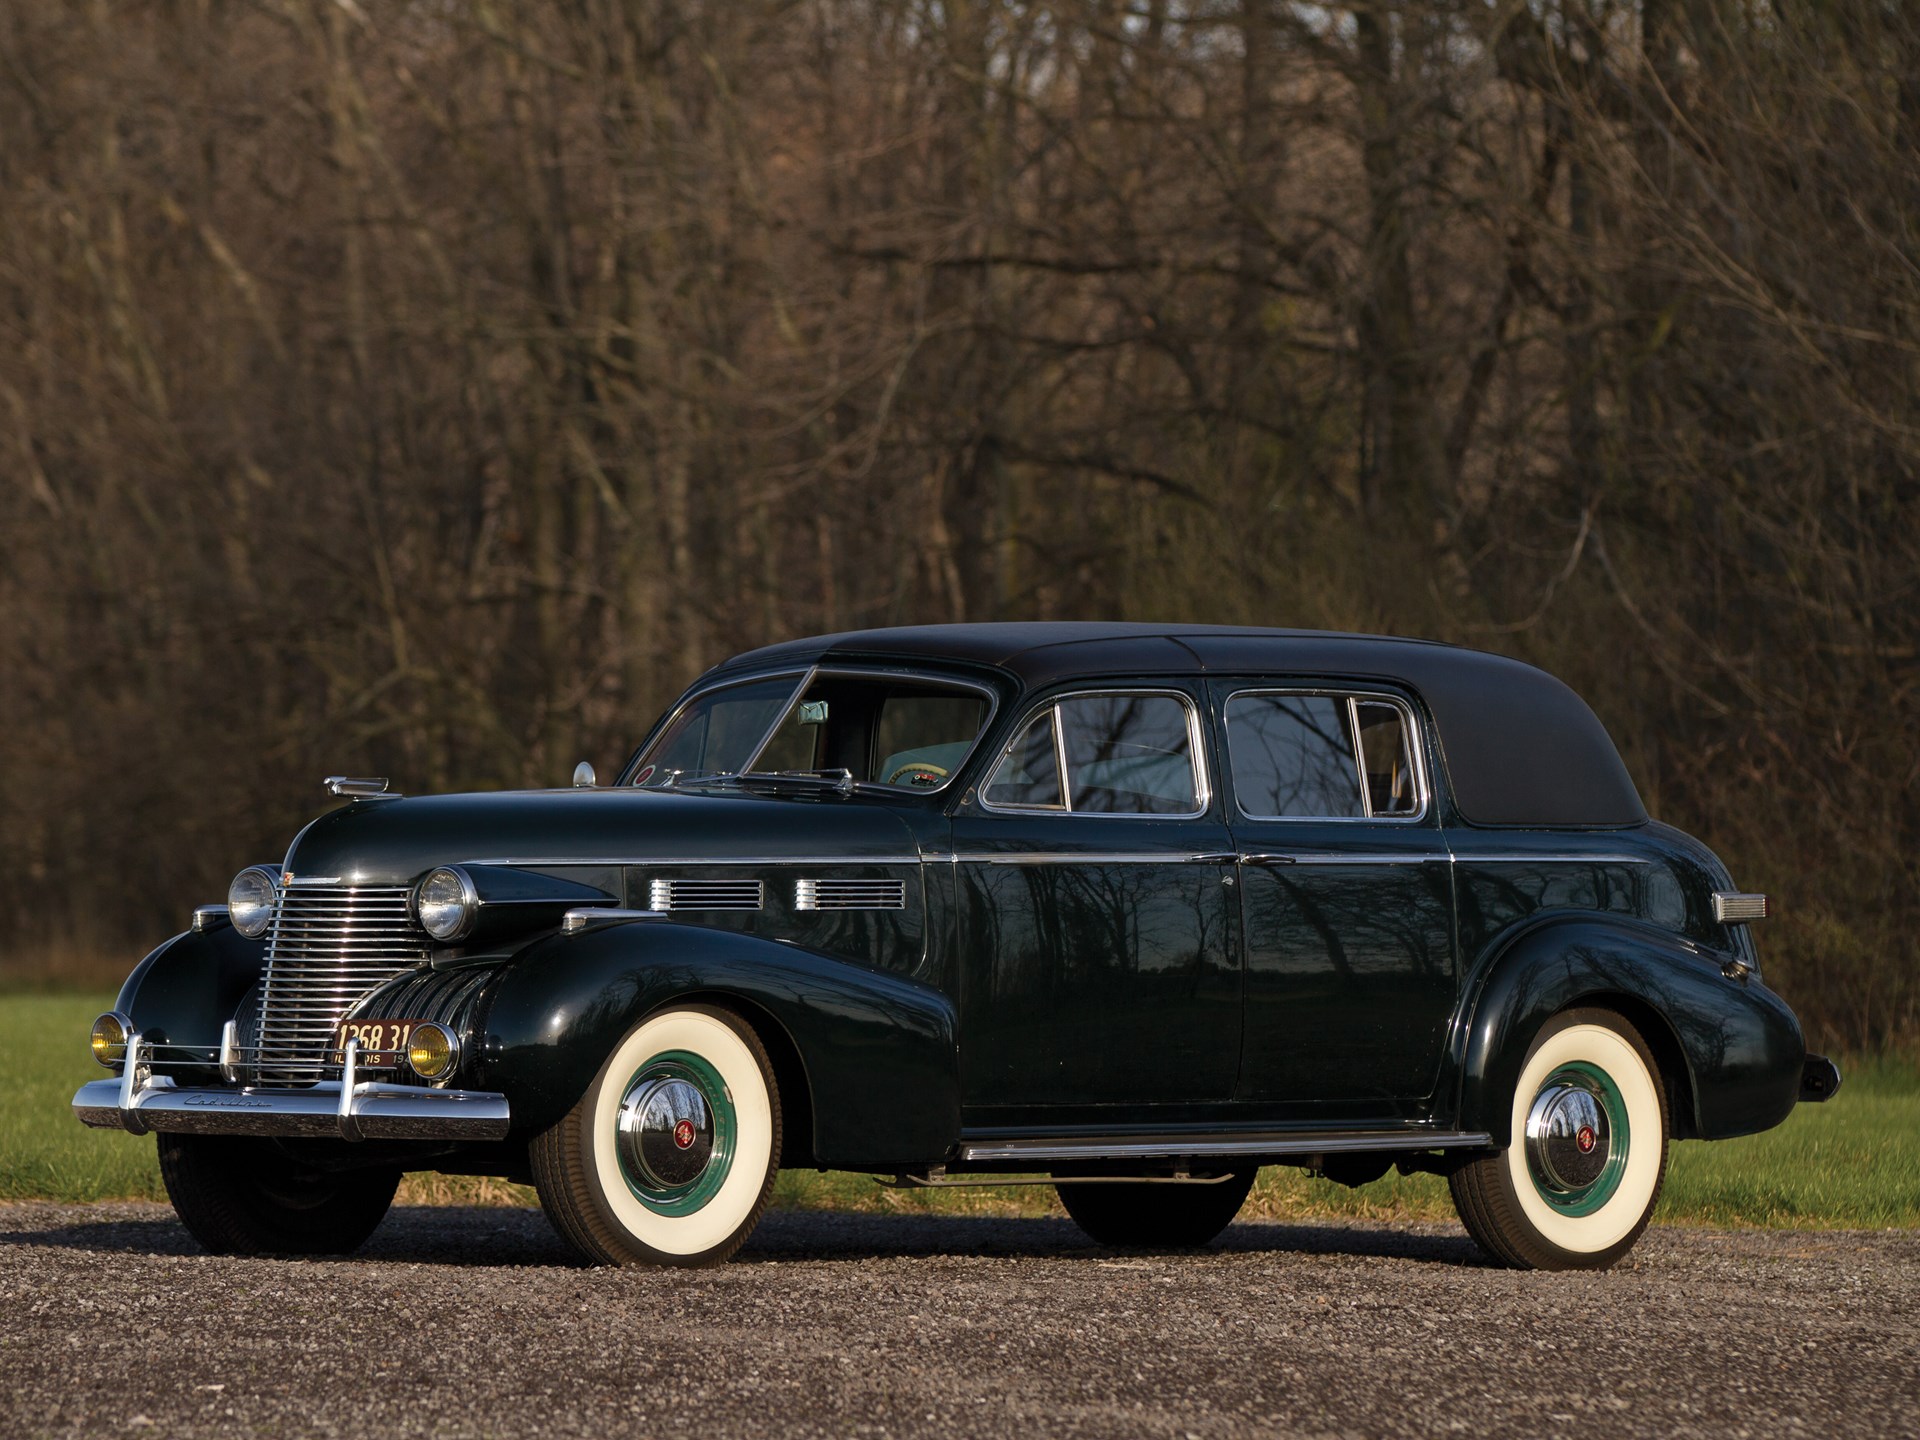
<box><xmin>254</xmin><ymin>884</ymin><xmax>427</xmax><ymax>1083</ymax></box>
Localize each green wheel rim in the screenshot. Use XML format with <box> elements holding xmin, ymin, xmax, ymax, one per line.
<box><xmin>1525</xmin><ymin>1060</ymin><xmax>1630</xmax><ymax>1217</ymax></box>
<box><xmin>616</xmin><ymin>1050</ymin><xmax>737</xmax><ymax>1217</ymax></box>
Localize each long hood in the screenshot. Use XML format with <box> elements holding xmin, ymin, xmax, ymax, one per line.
<box><xmin>283</xmin><ymin>788</ymin><xmax>922</xmax><ymax>884</ymax></box>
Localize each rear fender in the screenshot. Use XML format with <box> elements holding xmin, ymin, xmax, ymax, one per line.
<box><xmin>478</xmin><ymin>921</ymin><xmax>959</xmax><ymax>1169</ymax></box>
<box><xmin>1456</xmin><ymin>916</ymin><xmax>1804</xmax><ymax>1145</ymax></box>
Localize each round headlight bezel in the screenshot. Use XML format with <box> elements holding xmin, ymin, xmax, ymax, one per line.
<box><xmin>90</xmin><ymin>1011</ymin><xmax>132</xmax><ymax>1068</ymax></box>
<box><xmin>406</xmin><ymin>1021</ymin><xmax>460</xmax><ymax>1082</ymax></box>
<box><xmin>227</xmin><ymin>866</ymin><xmax>280</xmax><ymax>939</ymax></box>
<box><xmin>413</xmin><ymin>866</ymin><xmax>479</xmax><ymax>942</ymax></box>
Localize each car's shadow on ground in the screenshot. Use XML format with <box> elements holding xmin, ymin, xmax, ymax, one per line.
<box><xmin>0</xmin><ymin>1203</ymin><xmax>1488</xmax><ymax>1269</ymax></box>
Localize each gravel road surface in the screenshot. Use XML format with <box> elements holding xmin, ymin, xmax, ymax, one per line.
<box><xmin>1</xmin><ymin>1202</ymin><xmax>1912</xmax><ymax>1439</ymax></box>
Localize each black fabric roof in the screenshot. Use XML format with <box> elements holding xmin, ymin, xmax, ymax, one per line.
<box><xmin>718</xmin><ymin>623</ymin><xmax>1647</xmax><ymax>828</ymax></box>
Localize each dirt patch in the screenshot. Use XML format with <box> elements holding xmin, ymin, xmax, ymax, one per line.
<box><xmin>0</xmin><ymin>1203</ymin><xmax>1912</xmax><ymax>1438</ymax></box>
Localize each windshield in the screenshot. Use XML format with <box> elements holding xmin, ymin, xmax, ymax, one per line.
<box><xmin>632</xmin><ymin>675</ymin><xmax>803</xmax><ymax>781</ymax></box>
<box><xmin>631</xmin><ymin>671</ymin><xmax>994</xmax><ymax>792</ymax></box>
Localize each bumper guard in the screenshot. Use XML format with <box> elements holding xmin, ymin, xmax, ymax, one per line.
<box><xmin>72</xmin><ymin>1033</ymin><xmax>511</xmax><ymax>1142</ymax></box>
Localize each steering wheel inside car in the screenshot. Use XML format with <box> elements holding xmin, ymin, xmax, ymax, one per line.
<box><xmin>886</xmin><ymin>762</ymin><xmax>949</xmax><ymax>786</ymax></box>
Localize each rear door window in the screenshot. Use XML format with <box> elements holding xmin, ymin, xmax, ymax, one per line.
<box><xmin>1225</xmin><ymin>691</ymin><xmax>1424</xmax><ymax>820</ymax></box>
<box><xmin>1225</xmin><ymin>694</ymin><xmax>1364</xmax><ymax>818</ymax></box>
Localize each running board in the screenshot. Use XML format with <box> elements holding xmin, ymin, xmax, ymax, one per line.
<box><xmin>958</xmin><ymin>1129</ymin><xmax>1491</xmax><ymax>1164</ymax></box>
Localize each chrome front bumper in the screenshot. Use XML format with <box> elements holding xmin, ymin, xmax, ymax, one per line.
<box><xmin>73</xmin><ymin>1035</ymin><xmax>511</xmax><ymax>1142</ymax></box>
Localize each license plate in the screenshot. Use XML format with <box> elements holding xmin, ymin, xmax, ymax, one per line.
<box><xmin>333</xmin><ymin>1019</ymin><xmax>425</xmax><ymax>1067</ymax></box>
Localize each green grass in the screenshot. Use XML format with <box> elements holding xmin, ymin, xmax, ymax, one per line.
<box><xmin>6</xmin><ymin>993</ymin><xmax>1915</xmax><ymax>1228</ymax></box>
<box><xmin>1</xmin><ymin>994</ymin><xmax>165</xmax><ymax>1201</ymax></box>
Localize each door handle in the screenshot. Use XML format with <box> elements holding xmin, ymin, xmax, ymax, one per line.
<box><xmin>1185</xmin><ymin>852</ymin><xmax>1240</xmax><ymax>865</ymax></box>
<box><xmin>1239</xmin><ymin>853</ymin><xmax>1296</xmax><ymax>867</ymax></box>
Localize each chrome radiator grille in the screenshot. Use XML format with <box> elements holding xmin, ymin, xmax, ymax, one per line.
<box><xmin>254</xmin><ymin>884</ymin><xmax>428</xmax><ymax>1083</ymax></box>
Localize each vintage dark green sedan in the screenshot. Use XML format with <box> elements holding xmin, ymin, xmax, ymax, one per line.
<box><xmin>74</xmin><ymin>624</ymin><xmax>1837</xmax><ymax>1269</ymax></box>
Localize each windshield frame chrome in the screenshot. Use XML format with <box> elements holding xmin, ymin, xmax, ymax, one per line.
<box><xmin>624</xmin><ymin>665</ymin><xmax>1001</xmax><ymax>796</ymax></box>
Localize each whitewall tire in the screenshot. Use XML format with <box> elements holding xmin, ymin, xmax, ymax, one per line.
<box><xmin>1449</xmin><ymin>1008</ymin><xmax>1669</xmax><ymax>1270</ymax></box>
<box><xmin>532</xmin><ymin>1004</ymin><xmax>781</xmax><ymax>1267</ymax></box>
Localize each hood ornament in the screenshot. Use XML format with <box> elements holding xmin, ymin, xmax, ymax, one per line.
<box><xmin>324</xmin><ymin>776</ymin><xmax>393</xmax><ymax>798</ymax></box>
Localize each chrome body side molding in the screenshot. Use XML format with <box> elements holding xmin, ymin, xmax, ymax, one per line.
<box><xmin>457</xmin><ymin>854</ymin><xmax>924</xmax><ymax>868</ymax></box>
<box><xmin>1455</xmin><ymin>853</ymin><xmax>1652</xmax><ymax>866</ymax></box>
<box><xmin>957</xmin><ymin>1128</ymin><xmax>1493</xmax><ymax>1164</ymax></box>
<box><xmin>932</xmin><ymin>851</ymin><xmax>1244</xmax><ymax>867</ymax></box>
<box><xmin>457</xmin><ymin>850</ymin><xmax>1652</xmax><ymax>869</ymax></box>
<box><xmin>926</xmin><ymin>851</ymin><xmax>1653</xmax><ymax>868</ymax></box>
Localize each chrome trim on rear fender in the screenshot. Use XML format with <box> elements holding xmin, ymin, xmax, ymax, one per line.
<box><xmin>1712</xmin><ymin>891</ymin><xmax>1771</xmax><ymax>923</ymax></box>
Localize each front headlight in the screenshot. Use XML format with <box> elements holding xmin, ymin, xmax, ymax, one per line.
<box><xmin>414</xmin><ymin>866</ymin><xmax>478</xmax><ymax>942</ymax></box>
<box><xmin>227</xmin><ymin>866</ymin><xmax>279</xmax><ymax>938</ymax></box>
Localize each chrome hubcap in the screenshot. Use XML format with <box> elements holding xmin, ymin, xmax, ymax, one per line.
<box><xmin>1525</xmin><ymin>1080</ymin><xmax>1612</xmax><ymax>1193</ymax></box>
<box><xmin>617</xmin><ymin>1076</ymin><xmax>715</xmax><ymax>1189</ymax></box>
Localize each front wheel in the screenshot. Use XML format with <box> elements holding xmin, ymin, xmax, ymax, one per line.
<box><xmin>1450</xmin><ymin>1008</ymin><xmax>1669</xmax><ymax>1270</ymax></box>
<box><xmin>1055</xmin><ymin>1171</ymin><xmax>1256</xmax><ymax>1248</ymax></box>
<box><xmin>157</xmin><ymin>1134</ymin><xmax>400</xmax><ymax>1256</ymax></box>
<box><xmin>531</xmin><ymin>1004</ymin><xmax>781</xmax><ymax>1268</ymax></box>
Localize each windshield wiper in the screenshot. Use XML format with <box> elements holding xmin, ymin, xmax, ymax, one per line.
<box><xmin>672</xmin><ymin>768</ymin><xmax>864</xmax><ymax>798</ymax></box>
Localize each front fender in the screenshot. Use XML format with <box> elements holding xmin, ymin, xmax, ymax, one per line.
<box><xmin>1456</xmin><ymin>916</ymin><xmax>1804</xmax><ymax>1145</ymax></box>
<box><xmin>478</xmin><ymin>921</ymin><xmax>960</xmax><ymax>1169</ymax></box>
<box><xmin>112</xmin><ymin>925</ymin><xmax>268</xmax><ymax>1074</ymax></box>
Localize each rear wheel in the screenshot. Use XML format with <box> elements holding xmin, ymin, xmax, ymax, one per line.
<box><xmin>1449</xmin><ymin>1008</ymin><xmax>1668</xmax><ymax>1270</ymax></box>
<box><xmin>157</xmin><ymin>1134</ymin><xmax>400</xmax><ymax>1256</ymax></box>
<box><xmin>1055</xmin><ymin>1171</ymin><xmax>1256</xmax><ymax>1248</ymax></box>
<box><xmin>531</xmin><ymin>1004</ymin><xmax>781</xmax><ymax>1268</ymax></box>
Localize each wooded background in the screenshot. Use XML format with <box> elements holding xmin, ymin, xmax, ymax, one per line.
<box><xmin>1</xmin><ymin>1</ymin><xmax>1913</xmax><ymax>1048</ymax></box>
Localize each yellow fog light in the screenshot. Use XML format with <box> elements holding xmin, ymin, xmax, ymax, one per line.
<box><xmin>90</xmin><ymin>1012</ymin><xmax>131</xmax><ymax>1067</ymax></box>
<box><xmin>406</xmin><ymin>1022</ymin><xmax>459</xmax><ymax>1082</ymax></box>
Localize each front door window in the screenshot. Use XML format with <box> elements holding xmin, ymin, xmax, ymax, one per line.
<box><xmin>984</xmin><ymin>693</ymin><xmax>1204</xmax><ymax>816</ymax></box>
<box><xmin>957</xmin><ymin>688</ymin><xmax>1238</xmax><ymax>1112</ymax></box>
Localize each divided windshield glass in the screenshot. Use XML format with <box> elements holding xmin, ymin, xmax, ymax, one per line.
<box><xmin>631</xmin><ymin>671</ymin><xmax>993</xmax><ymax>792</ymax></box>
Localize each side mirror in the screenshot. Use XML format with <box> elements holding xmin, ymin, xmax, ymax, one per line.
<box><xmin>572</xmin><ymin>761</ymin><xmax>597</xmax><ymax>788</ymax></box>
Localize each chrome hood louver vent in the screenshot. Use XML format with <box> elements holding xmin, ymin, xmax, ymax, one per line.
<box><xmin>649</xmin><ymin>878</ymin><xmax>764</xmax><ymax>912</ymax></box>
<box><xmin>254</xmin><ymin>883</ymin><xmax>428</xmax><ymax>1083</ymax></box>
<box><xmin>795</xmin><ymin>878</ymin><xmax>907</xmax><ymax>911</ymax></box>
